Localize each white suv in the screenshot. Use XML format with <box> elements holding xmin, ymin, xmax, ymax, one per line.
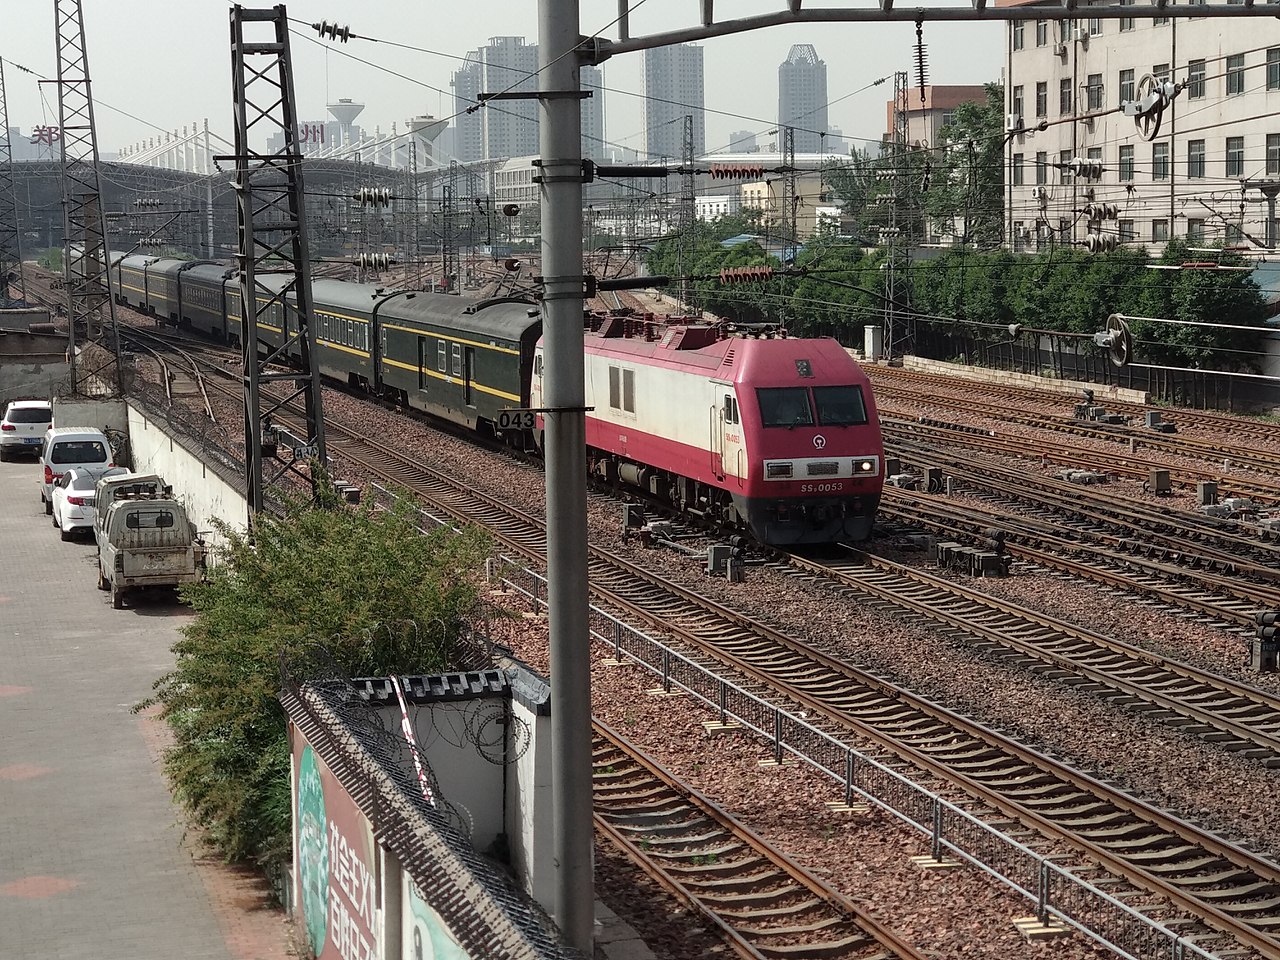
<box><xmin>0</xmin><ymin>400</ymin><xmax>53</xmax><ymax>461</ymax></box>
<box><xmin>39</xmin><ymin>427</ymin><xmax>113</xmax><ymax>515</ymax></box>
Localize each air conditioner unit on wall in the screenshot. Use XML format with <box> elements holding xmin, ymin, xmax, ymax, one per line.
<box><xmin>1005</xmin><ymin>113</ymin><xmax>1025</xmax><ymax>133</ymax></box>
<box><xmin>1054</xmin><ymin>42</ymin><xmax>1067</xmax><ymax>57</ymax></box>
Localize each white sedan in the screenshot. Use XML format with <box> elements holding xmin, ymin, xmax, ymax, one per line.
<box><xmin>52</xmin><ymin>467</ymin><xmax>126</xmax><ymax>541</ymax></box>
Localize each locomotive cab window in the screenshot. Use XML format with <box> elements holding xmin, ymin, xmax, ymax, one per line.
<box><xmin>757</xmin><ymin>387</ymin><xmax>813</xmax><ymax>427</ymax></box>
<box><xmin>723</xmin><ymin>395</ymin><xmax>739</xmax><ymax>424</ymax></box>
<box><xmin>813</xmin><ymin>385</ymin><xmax>868</xmax><ymax>426</ymax></box>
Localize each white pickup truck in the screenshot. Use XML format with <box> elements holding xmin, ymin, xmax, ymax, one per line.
<box><xmin>96</xmin><ymin>494</ymin><xmax>206</xmax><ymax>609</ymax></box>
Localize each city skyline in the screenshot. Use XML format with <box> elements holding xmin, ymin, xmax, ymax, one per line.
<box><xmin>1</xmin><ymin>2</ymin><xmax>1000</xmax><ymax>165</ymax></box>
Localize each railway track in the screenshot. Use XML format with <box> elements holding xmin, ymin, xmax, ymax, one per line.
<box><xmin>593</xmin><ymin>721</ymin><xmax>928</xmax><ymax>960</ymax></box>
<box><xmin>867</xmin><ymin>364</ymin><xmax>1280</xmax><ymax>446</ymax></box>
<box><xmin>788</xmin><ymin>548</ymin><xmax>1280</xmax><ymax>761</ymax></box>
<box><xmin>878</xmin><ymin>486</ymin><xmax>1280</xmax><ymax>631</ymax></box>
<box><xmin>886</xmin><ymin>428</ymin><xmax>1280</xmax><ymax>576</ymax></box>
<box><xmin>248</xmin><ymin>400</ymin><xmax>1280</xmax><ymax>957</ymax></box>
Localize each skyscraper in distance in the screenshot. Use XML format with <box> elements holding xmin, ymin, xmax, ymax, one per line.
<box><xmin>778</xmin><ymin>44</ymin><xmax>828</xmax><ymax>153</ymax></box>
<box><xmin>642</xmin><ymin>44</ymin><xmax>705</xmax><ymax>161</ymax></box>
<box><xmin>581</xmin><ymin>65</ymin><xmax>605</xmax><ymax>159</ymax></box>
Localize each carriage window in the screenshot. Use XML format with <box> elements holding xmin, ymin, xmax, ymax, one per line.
<box><xmin>438</xmin><ymin>340</ymin><xmax>446</xmax><ymax>372</ymax></box>
<box><xmin>609</xmin><ymin>366</ymin><xmax>620</xmax><ymax>409</ymax></box>
<box><xmin>622</xmin><ymin>369</ymin><xmax>635</xmax><ymax>413</ymax></box>
<box><xmin>723</xmin><ymin>394</ymin><xmax>739</xmax><ymax>424</ymax></box>
<box><xmin>451</xmin><ymin>343</ymin><xmax>462</xmax><ymax>376</ymax></box>
<box><xmin>757</xmin><ymin>387</ymin><xmax>814</xmax><ymax>427</ymax></box>
<box><xmin>534</xmin><ymin>355</ymin><xmax>543</xmax><ymax>377</ymax></box>
<box><xmin>813</xmin><ymin>385</ymin><xmax>868</xmax><ymax>426</ymax></box>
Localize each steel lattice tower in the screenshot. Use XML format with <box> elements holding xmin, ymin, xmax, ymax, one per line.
<box><xmin>782</xmin><ymin>125</ymin><xmax>797</xmax><ymax>262</ymax></box>
<box><xmin>229</xmin><ymin>4</ymin><xmax>326</xmax><ymax>520</ymax></box>
<box><xmin>0</xmin><ymin>59</ymin><xmax>25</xmax><ymax>302</ymax></box>
<box><xmin>441</xmin><ymin>160</ymin><xmax>459</xmax><ymax>293</ymax></box>
<box><xmin>54</xmin><ymin>0</ymin><xmax>121</xmax><ymax>390</ymax></box>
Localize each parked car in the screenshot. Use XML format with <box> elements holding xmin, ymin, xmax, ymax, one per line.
<box><xmin>52</xmin><ymin>466</ymin><xmax>128</xmax><ymax>541</ymax></box>
<box><xmin>38</xmin><ymin>427</ymin><xmax>113</xmax><ymax>515</ymax></box>
<box><xmin>93</xmin><ymin>472</ymin><xmax>167</xmax><ymax>544</ymax></box>
<box><xmin>97</xmin><ymin>493</ymin><xmax>205</xmax><ymax>609</ymax></box>
<box><xmin>0</xmin><ymin>400</ymin><xmax>53</xmax><ymax>460</ymax></box>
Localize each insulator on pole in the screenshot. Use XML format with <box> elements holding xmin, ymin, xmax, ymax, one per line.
<box><xmin>312</xmin><ymin>20</ymin><xmax>351</xmax><ymax>42</ymax></box>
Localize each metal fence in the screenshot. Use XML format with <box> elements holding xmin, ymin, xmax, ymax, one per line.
<box><xmin>495</xmin><ymin>556</ymin><xmax>1227</xmax><ymax>960</ymax></box>
<box><xmin>376</xmin><ymin>484</ymin><xmax>1232</xmax><ymax>960</ymax></box>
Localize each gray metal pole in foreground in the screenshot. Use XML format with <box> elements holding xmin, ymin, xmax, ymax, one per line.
<box><xmin>538</xmin><ymin>0</ymin><xmax>593</xmax><ymax>952</ymax></box>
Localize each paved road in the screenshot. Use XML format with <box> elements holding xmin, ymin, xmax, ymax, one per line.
<box><xmin>0</xmin><ymin>454</ymin><xmax>287</xmax><ymax>959</ymax></box>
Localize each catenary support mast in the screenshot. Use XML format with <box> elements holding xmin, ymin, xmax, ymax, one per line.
<box><xmin>53</xmin><ymin>0</ymin><xmax>121</xmax><ymax>391</ymax></box>
<box><xmin>228</xmin><ymin>4</ymin><xmax>326</xmax><ymax>521</ymax></box>
<box><xmin>537</xmin><ymin>0</ymin><xmax>593</xmax><ymax>951</ymax></box>
<box><xmin>0</xmin><ymin>59</ymin><xmax>25</xmax><ymax>302</ymax></box>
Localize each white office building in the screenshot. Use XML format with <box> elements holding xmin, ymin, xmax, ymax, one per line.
<box><xmin>1002</xmin><ymin>0</ymin><xmax>1280</xmax><ymax>252</ymax></box>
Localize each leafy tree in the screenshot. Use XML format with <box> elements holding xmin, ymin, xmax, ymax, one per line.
<box><xmin>142</xmin><ymin>477</ymin><xmax>492</xmax><ymax>868</ymax></box>
<box><xmin>824</xmin><ymin>146</ymin><xmax>928</xmax><ymax>243</ymax></box>
<box><xmin>926</xmin><ymin>83</ymin><xmax>1005</xmax><ymax>246</ymax></box>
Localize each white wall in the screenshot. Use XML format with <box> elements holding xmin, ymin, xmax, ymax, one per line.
<box><xmin>125</xmin><ymin>404</ymin><xmax>247</xmax><ymax>547</ymax></box>
<box><xmin>506</xmin><ymin>696</ymin><xmax>554</xmax><ymax>914</ymax></box>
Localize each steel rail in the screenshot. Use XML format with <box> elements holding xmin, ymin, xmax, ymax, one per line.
<box><xmin>793</xmin><ymin>548</ymin><xmax>1280</xmax><ymax>758</ymax></box>
<box><xmin>593</xmin><ymin>721</ymin><xmax>929</xmax><ymax>960</ymax></box>
<box><xmin>878</xmin><ymin>488</ymin><xmax>1280</xmax><ymax>624</ymax></box>
<box><xmin>194</xmin><ymin>360</ymin><xmax>1280</xmax><ymax>956</ymax></box>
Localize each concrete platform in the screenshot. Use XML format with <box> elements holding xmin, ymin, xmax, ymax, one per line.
<box><xmin>0</xmin><ymin>456</ymin><xmax>290</xmax><ymax>959</ymax></box>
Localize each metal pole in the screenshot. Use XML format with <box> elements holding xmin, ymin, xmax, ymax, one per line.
<box><xmin>204</xmin><ymin>118</ymin><xmax>214</xmax><ymax>258</ymax></box>
<box><xmin>538</xmin><ymin>0</ymin><xmax>593</xmax><ymax>951</ymax></box>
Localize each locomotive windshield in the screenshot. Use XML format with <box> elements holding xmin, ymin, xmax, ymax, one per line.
<box><xmin>757</xmin><ymin>388</ymin><xmax>814</xmax><ymax>427</ymax></box>
<box><xmin>813</xmin><ymin>385</ymin><xmax>868</xmax><ymax>426</ymax></box>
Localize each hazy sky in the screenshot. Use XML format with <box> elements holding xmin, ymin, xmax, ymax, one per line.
<box><xmin>3</xmin><ymin>1</ymin><xmax>1001</xmax><ymax>159</ymax></box>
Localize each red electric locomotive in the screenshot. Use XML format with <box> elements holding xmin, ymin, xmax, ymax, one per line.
<box><xmin>531</xmin><ymin>316</ymin><xmax>883</xmax><ymax>546</ymax></box>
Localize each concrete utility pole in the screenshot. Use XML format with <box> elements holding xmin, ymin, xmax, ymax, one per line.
<box><xmin>536</xmin><ymin>0</ymin><xmax>592</xmax><ymax>952</ymax></box>
<box><xmin>0</xmin><ymin>58</ymin><xmax>25</xmax><ymax>302</ymax></box>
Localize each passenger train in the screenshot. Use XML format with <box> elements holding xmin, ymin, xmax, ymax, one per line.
<box><xmin>102</xmin><ymin>252</ymin><xmax>884</xmax><ymax>545</ymax></box>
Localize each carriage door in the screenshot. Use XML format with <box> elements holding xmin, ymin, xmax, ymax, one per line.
<box><xmin>417</xmin><ymin>336</ymin><xmax>428</xmax><ymax>391</ymax></box>
<box><xmin>464</xmin><ymin>347</ymin><xmax>476</xmax><ymax>406</ymax></box>
<box><xmin>709</xmin><ymin>380</ymin><xmax>731</xmax><ymax>481</ymax></box>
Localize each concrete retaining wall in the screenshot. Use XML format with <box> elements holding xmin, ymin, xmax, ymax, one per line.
<box><xmin>894</xmin><ymin>354</ymin><xmax>1152</xmax><ymax>405</ymax></box>
<box><xmin>126</xmin><ymin>403</ymin><xmax>247</xmax><ymax>548</ymax></box>
<box><xmin>0</xmin><ymin>357</ymin><xmax>68</xmax><ymax>407</ymax></box>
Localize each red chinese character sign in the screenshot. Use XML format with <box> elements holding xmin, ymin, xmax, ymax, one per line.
<box><xmin>28</xmin><ymin>125</ymin><xmax>61</xmax><ymax>146</ymax></box>
<box><xmin>294</xmin><ymin>729</ymin><xmax>379</xmax><ymax>960</ymax></box>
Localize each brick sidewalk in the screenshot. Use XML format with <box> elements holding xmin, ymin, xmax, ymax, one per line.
<box><xmin>0</xmin><ymin>458</ymin><xmax>296</xmax><ymax>960</ymax></box>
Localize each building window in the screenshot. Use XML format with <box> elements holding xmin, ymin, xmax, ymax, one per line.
<box><xmin>1154</xmin><ymin>12</ymin><xmax>1169</xmax><ymax>24</ymax></box>
<box><xmin>1120</xmin><ymin>0</ymin><xmax>1135</xmax><ymax>31</ymax></box>
<box><xmin>1119</xmin><ymin>69</ymin><xmax>1135</xmax><ymax>106</ymax></box>
<box><xmin>1119</xmin><ymin>144</ymin><xmax>1135</xmax><ymax>181</ymax></box>
<box><xmin>1188</xmin><ymin>60</ymin><xmax>1206</xmax><ymax>99</ymax></box>
<box><xmin>1119</xmin><ymin>219</ymin><xmax>1135</xmax><ymax>241</ymax></box>
<box><xmin>1059</xmin><ymin>19</ymin><xmax>1073</xmax><ymax>41</ymax></box>
<box><xmin>1087</xmin><ymin>74</ymin><xmax>1104</xmax><ymax>111</ymax></box>
<box><xmin>1152</xmin><ymin>219</ymin><xmax>1169</xmax><ymax>242</ymax></box>
<box><xmin>1059</xmin><ymin>217</ymin><xmax>1071</xmax><ymax>241</ymax></box>
<box><xmin>1187</xmin><ymin>218</ymin><xmax>1205</xmax><ymax>241</ymax></box>
<box><xmin>1060</xmin><ymin>149</ymin><xmax>1073</xmax><ymax>184</ymax></box>
<box><xmin>1152</xmin><ymin>142</ymin><xmax>1170</xmax><ymax>179</ymax></box>
<box><xmin>1035</xmin><ymin>82</ymin><xmax>1048</xmax><ymax>117</ymax></box>
<box><xmin>1227</xmin><ymin>54</ymin><xmax>1246</xmax><ymax>95</ymax></box>
<box><xmin>1060</xmin><ymin>78</ymin><xmax>1073</xmax><ymax>115</ymax></box>
<box><xmin>1269</xmin><ymin>48</ymin><xmax>1280</xmax><ymax>90</ymax></box>
<box><xmin>1187</xmin><ymin>140</ymin><xmax>1205</xmax><ymax>178</ymax></box>
<box><xmin>1088</xmin><ymin>17</ymin><xmax>1102</xmax><ymax>34</ymax></box>
<box><xmin>1012</xmin><ymin>85</ymin><xmax>1024</xmax><ymax>118</ymax></box>
<box><xmin>1153</xmin><ymin>63</ymin><xmax>1171</xmax><ymax>83</ymax></box>
<box><xmin>1036</xmin><ymin>19</ymin><xmax>1049</xmax><ymax>46</ymax></box>
<box><xmin>1013</xmin><ymin>20</ymin><xmax>1025</xmax><ymax>49</ymax></box>
<box><xmin>1226</xmin><ymin>136</ymin><xmax>1245</xmax><ymax>176</ymax></box>
<box><xmin>1012</xmin><ymin>153</ymin><xmax>1025</xmax><ymax>186</ymax></box>
<box><xmin>1268</xmin><ymin>133</ymin><xmax>1280</xmax><ymax>174</ymax></box>
<box><xmin>1036</xmin><ymin>151</ymin><xmax>1048</xmax><ymax>184</ymax></box>
<box><xmin>1087</xmin><ymin>147</ymin><xmax>1103</xmax><ymax>169</ymax></box>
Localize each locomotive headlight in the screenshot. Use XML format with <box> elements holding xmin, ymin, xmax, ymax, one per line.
<box><xmin>854</xmin><ymin>458</ymin><xmax>877</xmax><ymax>474</ymax></box>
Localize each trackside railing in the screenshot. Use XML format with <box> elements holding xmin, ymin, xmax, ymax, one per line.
<box><xmin>381</xmin><ymin>484</ymin><xmax>1226</xmax><ymax>960</ymax></box>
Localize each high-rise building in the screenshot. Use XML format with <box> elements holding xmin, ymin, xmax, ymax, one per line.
<box><xmin>451</xmin><ymin>58</ymin><xmax>484</xmax><ymax>162</ymax></box>
<box><xmin>778</xmin><ymin>44</ymin><xmax>827</xmax><ymax>153</ymax></box>
<box><xmin>727</xmin><ymin>130</ymin><xmax>758</xmax><ymax>153</ymax></box>
<box><xmin>581</xmin><ymin>65</ymin><xmax>605</xmax><ymax>159</ymax></box>
<box><xmin>451</xmin><ymin>37</ymin><xmax>538</xmax><ymax>161</ymax></box>
<box><xmin>642</xmin><ymin>44</ymin><xmax>705</xmax><ymax>161</ymax></box>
